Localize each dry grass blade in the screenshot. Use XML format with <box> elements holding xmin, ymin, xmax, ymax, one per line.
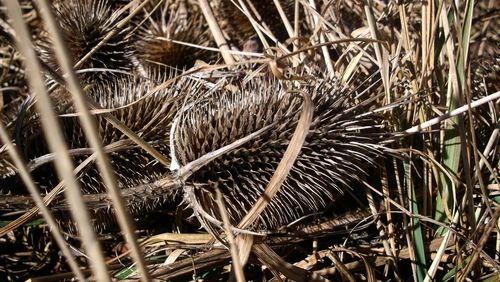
<box><xmin>341</xmin><ymin>52</ymin><xmax>363</xmax><ymax>84</ymax></box>
<box><xmin>272</xmin><ymin>0</ymin><xmax>294</xmax><ymax>37</ymax></box>
<box><xmin>364</xmin><ymin>182</ymin><xmax>402</xmax><ymax>280</ymax></box>
<box><xmin>1</xmin><ymin>0</ymin><xmax>497</xmax><ymax>280</ymax></box>
<box><xmin>363</xmin><ymin>0</ymin><xmax>390</xmax><ymax>103</ymax></box>
<box><xmin>33</xmin><ymin>0</ymin><xmax>150</xmax><ymax>280</ymax></box>
<box><xmin>238</xmin><ymin>90</ymin><xmax>313</xmax><ymax>229</ymax></box>
<box><xmin>2</xmin><ymin>1</ymin><xmax>109</xmax><ymax>281</ymax></box>
<box><xmin>327</xmin><ymin>252</ymin><xmax>356</xmax><ymax>282</ymax></box>
<box><xmin>306</xmin><ymin>0</ymin><xmax>334</xmax><ymax>75</ymax></box>
<box><xmin>0</xmin><ymin>152</ymin><xmax>96</xmax><ymax>236</ymax></box>
<box><xmin>424</xmin><ymin>210</ymin><xmax>459</xmax><ymax>282</ymax></box>
<box><xmin>253</xmin><ymin>243</ymin><xmax>330</xmax><ymax>282</ymax></box>
<box><xmin>403</xmin><ymin>91</ymin><xmax>500</xmax><ymax>134</ymax></box>
<box><xmin>73</xmin><ymin>0</ymin><xmax>151</xmax><ymax>69</ymax></box>
<box><xmin>458</xmin><ymin>209</ymin><xmax>500</xmax><ymax>281</ymax></box>
<box><xmin>276</xmin><ymin>38</ymin><xmax>388</xmax><ymax>63</ymax></box>
<box><xmin>215</xmin><ymin>188</ymin><xmax>245</xmax><ymax>282</ymax></box>
<box><xmin>198</xmin><ymin>0</ymin><xmax>235</xmax><ymax>64</ymax></box>
<box><xmin>106</xmin><ymin>233</ymin><xmax>213</xmax><ymax>265</ymax></box>
<box><xmin>233</xmin><ymin>0</ymin><xmax>272</xmax><ymax>50</ymax></box>
<box><xmin>0</xmin><ymin>123</ymin><xmax>85</xmax><ymax>281</ymax></box>
<box><xmin>330</xmin><ymin>248</ymin><xmax>376</xmax><ymax>282</ymax></box>
<box><xmin>315</xmin><ymin>238</ymin><xmax>455</xmax><ymax>277</ymax></box>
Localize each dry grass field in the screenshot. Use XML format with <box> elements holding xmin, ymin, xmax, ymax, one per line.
<box><xmin>0</xmin><ymin>0</ymin><xmax>498</xmax><ymax>281</ymax></box>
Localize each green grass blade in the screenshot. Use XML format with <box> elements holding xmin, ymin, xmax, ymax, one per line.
<box><xmin>405</xmin><ymin>160</ymin><xmax>427</xmax><ymax>282</ymax></box>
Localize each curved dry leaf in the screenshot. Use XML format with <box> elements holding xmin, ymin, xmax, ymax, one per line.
<box><xmin>163</xmin><ymin>249</ymin><xmax>187</xmax><ymax>266</ymax></box>
<box><xmin>342</xmin><ymin>51</ymin><xmax>364</xmax><ymax>84</ymax></box>
<box><xmin>238</xmin><ymin>90</ymin><xmax>313</xmax><ymax>229</ymax></box>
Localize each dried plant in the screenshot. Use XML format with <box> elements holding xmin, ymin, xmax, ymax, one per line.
<box><xmin>0</xmin><ymin>0</ymin><xmax>498</xmax><ymax>281</ymax></box>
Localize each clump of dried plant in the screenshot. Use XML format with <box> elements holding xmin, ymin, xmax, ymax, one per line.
<box><xmin>0</xmin><ymin>0</ymin><xmax>498</xmax><ymax>281</ymax></box>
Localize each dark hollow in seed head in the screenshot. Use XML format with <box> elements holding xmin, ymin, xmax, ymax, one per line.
<box><xmin>173</xmin><ymin>77</ymin><xmax>389</xmax><ymax>230</ymax></box>
<box><xmin>36</xmin><ymin>0</ymin><xmax>134</xmax><ymax>82</ymax></box>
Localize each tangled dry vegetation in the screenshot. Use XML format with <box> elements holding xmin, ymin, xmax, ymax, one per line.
<box><xmin>0</xmin><ymin>0</ymin><xmax>499</xmax><ymax>281</ymax></box>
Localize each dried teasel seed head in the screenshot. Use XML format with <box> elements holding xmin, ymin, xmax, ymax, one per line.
<box><xmin>36</xmin><ymin>0</ymin><xmax>134</xmax><ymax>83</ymax></box>
<box><xmin>1</xmin><ymin>70</ymin><xmax>203</xmax><ymax>233</ymax></box>
<box><xmin>56</xmin><ymin>72</ymin><xmax>201</xmax><ymax>233</ymax></box>
<box><xmin>65</xmin><ymin>71</ymin><xmax>199</xmax><ymax>194</ymax></box>
<box><xmin>173</xmin><ymin>76</ymin><xmax>390</xmax><ymax>230</ymax></box>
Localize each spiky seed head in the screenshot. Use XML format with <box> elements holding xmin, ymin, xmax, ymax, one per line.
<box><xmin>52</xmin><ymin>71</ymin><xmax>201</xmax><ymax>233</ymax></box>
<box><xmin>60</xmin><ymin>70</ymin><xmax>200</xmax><ymax>195</ymax></box>
<box><xmin>36</xmin><ymin>0</ymin><xmax>134</xmax><ymax>82</ymax></box>
<box><xmin>173</xmin><ymin>76</ymin><xmax>388</xmax><ymax>230</ymax></box>
<box><xmin>1</xmin><ymin>71</ymin><xmax>202</xmax><ymax>233</ymax></box>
